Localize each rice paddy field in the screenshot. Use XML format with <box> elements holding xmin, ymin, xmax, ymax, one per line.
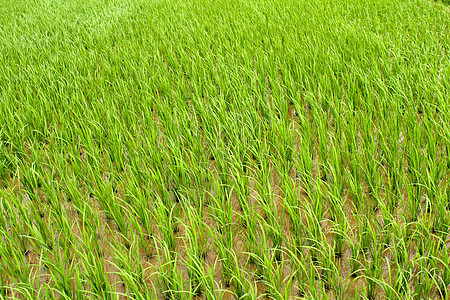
<box><xmin>0</xmin><ymin>0</ymin><xmax>450</xmax><ymax>298</ymax></box>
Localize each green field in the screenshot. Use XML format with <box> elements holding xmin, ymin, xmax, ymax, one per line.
<box><xmin>0</xmin><ymin>0</ymin><xmax>449</xmax><ymax>298</ymax></box>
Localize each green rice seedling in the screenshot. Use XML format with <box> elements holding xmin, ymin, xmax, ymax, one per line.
<box><xmin>181</xmin><ymin>194</ymin><xmax>209</xmax><ymax>260</ymax></box>
<box><xmin>153</xmin><ymin>240</ymin><xmax>184</xmax><ymax>300</ymax></box>
<box><xmin>362</xmin><ymin>144</ymin><xmax>383</xmax><ymax>212</ymax></box>
<box><xmin>308</xmin><ymin>180</ymin><xmax>326</xmax><ymax>226</ymax></box>
<box><xmin>0</xmin><ymin>270</ymin><xmax>8</xmax><ymax>298</ymax></box>
<box><xmin>230</xmin><ymin>161</ymin><xmax>251</xmax><ymax>213</ymax></box>
<box><xmin>309</xmin><ymin>217</ymin><xmax>343</xmax><ymax>294</ymax></box>
<box><xmin>381</xmin><ymin>153</ymin><xmax>403</xmax><ymax>212</ymax></box>
<box><xmin>108</xmin><ymin>237</ymin><xmax>150</xmax><ymax>299</ymax></box>
<box><xmin>332</xmin><ymin>266</ymin><xmax>353</xmax><ymax>300</ymax></box>
<box><xmin>0</xmin><ymin>139</ymin><xmax>15</xmax><ymax>184</ymax></box>
<box><xmin>326</xmin><ymin>166</ymin><xmax>349</xmax><ymax>258</ymax></box>
<box><xmin>267</xmin><ymin>256</ymin><xmax>296</xmax><ymax>299</ymax></box>
<box><xmin>0</xmin><ymin>195</ymin><xmax>30</xmax><ymax>256</ymax></box>
<box><xmin>127</xmin><ymin>205</ymin><xmax>154</xmax><ymax>259</ymax></box>
<box><xmin>249</xmin><ymin>235</ymin><xmax>294</xmax><ymax>298</ymax></box>
<box><xmin>41</xmin><ymin>179</ymin><xmax>68</xmax><ymax>227</ymax></box>
<box><xmin>431</xmin><ymin>197</ymin><xmax>450</xmax><ymax>245</ymax></box>
<box><xmin>405</xmin><ymin>180</ymin><xmax>423</xmax><ymax>223</ymax></box>
<box><xmin>270</xmin><ymin>121</ymin><xmax>295</xmax><ymax>176</ymax></box>
<box><xmin>203</xmin><ymin>260</ymin><xmax>227</xmax><ymax>300</ymax></box>
<box><xmin>285</xmin><ymin>243</ymin><xmax>310</xmax><ymax>297</ymax></box>
<box><xmin>305</xmin><ymin>256</ymin><xmax>326</xmax><ymax>300</ymax></box>
<box><xmin>228</xmin><ymin>251</ymin><xmax>258</xmax><ymax>300</ymax></box>
<box><xmin>242</xmin><ymin>217</ymin><xmax>260</xmax><ymax>266</ymax></box>
<box><xmin>152</xmin><ymin>196</ymin><xmax>177</xmax><ymax>253</ymax></box>
<box><xmin>219</xmin><ymin>249</ymin><xmax>235</xmax><ymax>289</ymax></box>
<box><xmin>254</xmin><ymin>178</ymin><xmax>284</xmax><ymax>261</ymax></box>
<box><xmin>347</xmin><ymin>235</ymin><xmax>363</xmax><ymax>279</ymax></box>
<box><xmin>438</xmin><ymin>245</ymin><xmax>450</xmax><ymax>298</ymax></box>
<box><xmin>250</xmin><ymin>225</ymin><xmax>270</xmax><ymax>279</ymax></box>
<box><xmin>295</xmin><ymin>134</ymin><xmax>315</xmax><ymax>197</ymax></box>
<box><xmin>413</xmin><ymin>257</ymin><xmax>435</xmax><ymax>300</ymax></box>
<box><xmin>208</xmin><ymin>180</ymin><xmax>233</xmax><ymax>230</ymax></box>
<box><xmin>0</xmin><ymin>228</ymin><xmax>33</xmax><ymax>286</ymax></box>
<box><xmin>208</xmin><ymin>186</ymin><xmax>235</xmax><ymax>286</ymax></box>
<box><xmin>391</xmin><ymin>225</ymin><xmax>413</xmax><ymax>271</ymax></box>
<box><xmin>392</xmin><ymin>263</ymin><xmax>414</xmax><ymax>298</ymax></box>
<box><xmin>183</xmin><ymin>245</ymin><xmax>208</xmax><ymax>297</ymax></box>
<box><xmin>421</xmin><ymin>237</ymin><xmax>450</xmax><ymax>299</ymax></box>
<box><xmin>387</xmin><ymin>233</ymin><xmax>416</xmax><ymax>297</ymax></box>
<box><xmin>41</xmin><ymin>244</ymin><xmax>77</xmax><ymax>299</ymax></box>
<box><xmin>19</xmin><ymin>163</ymin><xmax>41</xmax><ymax>203</ymax></box>
<box><xmin>363</xmin><ymin>255</ymin><xmax>384</xmax><ymax>300</ymax></box>
<box><xmin>166</xmin><ymin>139</ymin><xmax>191</xmax><ymax>202</ymax></box>
<box><xmin>76</xmin><ymin>231</ymin><xmax>112</xmax><ymax>300</ymax></box>
<box><xmin>92</xmin><ymin>173</ymin><xmax>127</xmax><ymax>230</ymax></box>
<box><xmin>361</xmin><ymin>257</ymin><xmax>401</xmax><ymax>300</ymax></box>
<box><xmin>283</xmin><ymin>179</ymin><xmax>304</xmax><ymax>257</ymax></box>
<box><xmin>354</xmin><ymin>215</ymin><xmax>372</xmax><ymax>254</ymax></box>
<box><xmin>108</xmin><ymin>201</ymin><xmax>132</xmax><ymax>247</ymax></box>
<box><xmin>376</xmin><ymin>185</ymin><xmax>395</xmax><ymax>247</ymax></box>
<box><xmin>26</xmin><ymin>205</ymin><xmax>55</xmax><ymax>252</ymax></box>
<box><xmin>346</xmin><ymin>148</ymin><xmax>366</xmax><ymax>211</ymax></box>
<box><xmin>8</xmin><ymin>283</ymin><xmax>39</xmax><ymax>300</ymax></box>
<box><xmin>329</xmin><ymin>216</ymin><xmax>348</xmax><ymax>260</ymax></box>
<box><xmin>303</xmin><ymin>200</ymin><xmax>326</xmax><ymax>263</ymax></box>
